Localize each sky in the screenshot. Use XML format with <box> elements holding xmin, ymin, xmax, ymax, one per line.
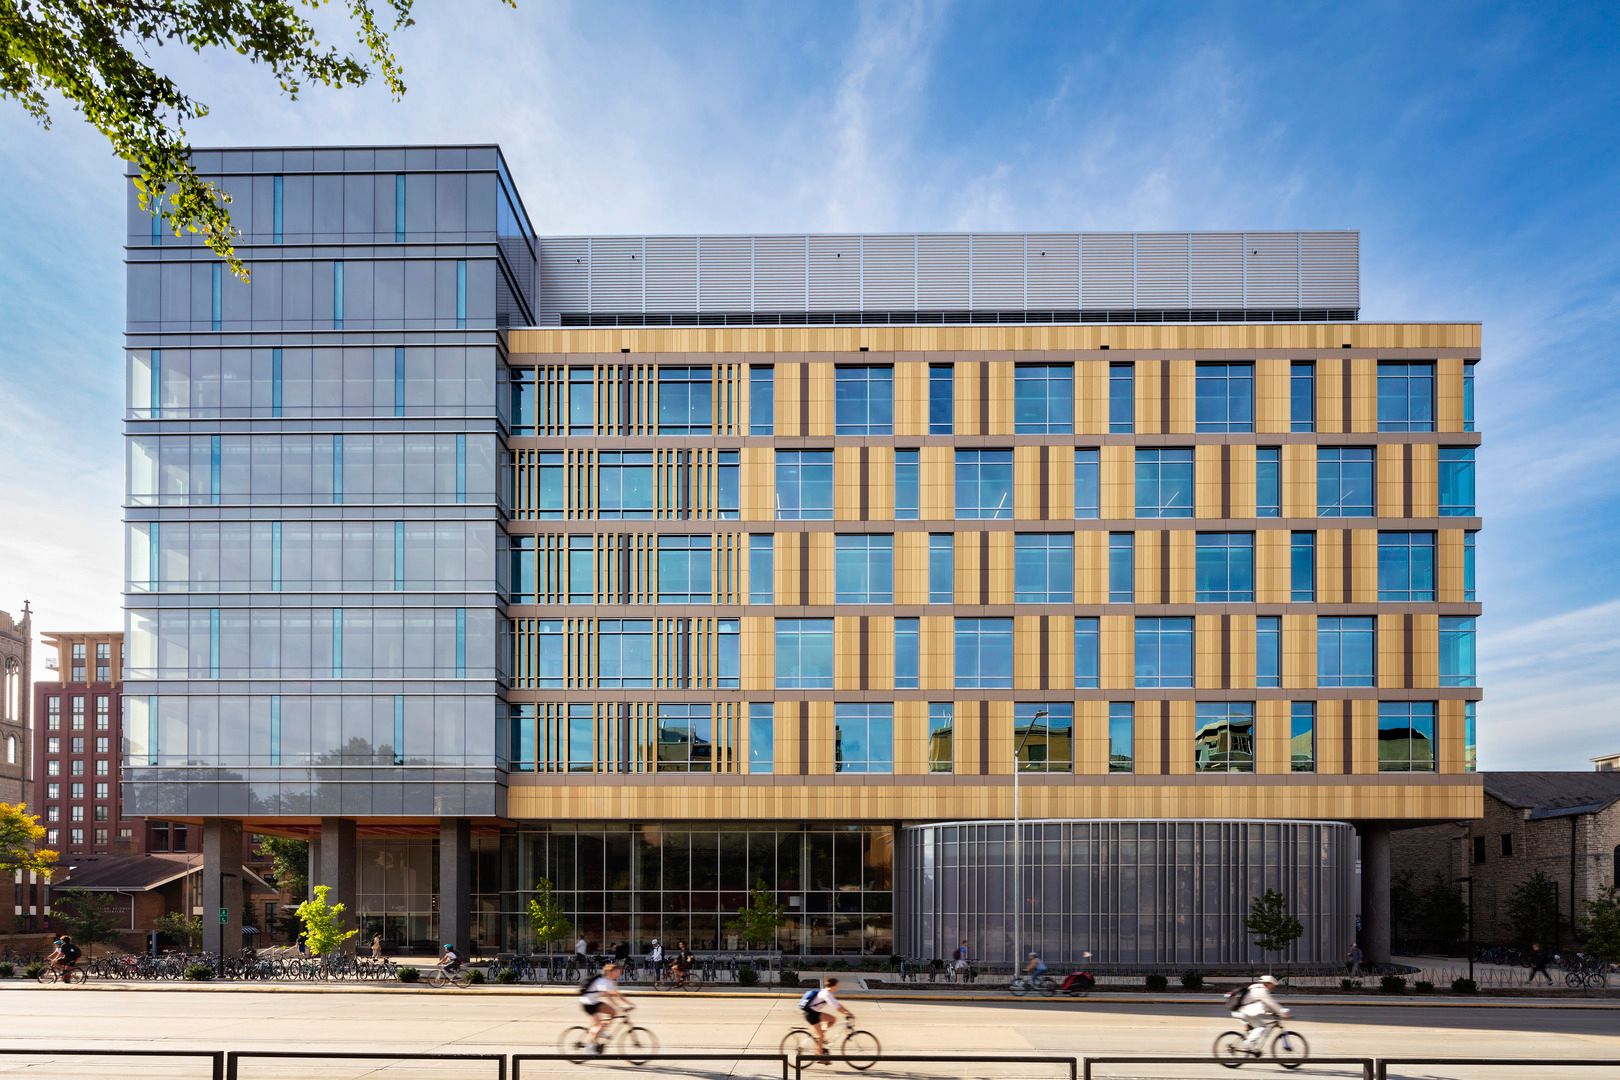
<box><xmin>0</xmin><ymin>0</ymin><xmax>1616</xmax><ymax>769</ymax></box>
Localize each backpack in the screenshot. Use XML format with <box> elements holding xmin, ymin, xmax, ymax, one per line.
<box><xmin>1224</xmin><ymin>986</ymin><xmax>1249</xmax><ymax>1011</ymax></box>
<box><xmin>61</xmin><ymin>943</ymin><xmax>81</xmax><ymax>962</ymax></box>
<box><xmin>581</xmin><ymin>973</ymin><xmax>599</xmax><ymax>995</ymax></box>
<box><xmin>798</xmin><ymin>989</ymin><xmax>817</xmax><ymax>1010</ymax></box>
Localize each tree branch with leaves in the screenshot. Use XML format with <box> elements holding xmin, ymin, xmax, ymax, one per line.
<box><xmin>0</xmin><ymin>802</ymin><xmax>58</xmax><ymax>878</ymax></box>
<box><xmin>1245</xmin><ymin>888</ymin><xmax>1304</xmax><ymax>970</ymax></box>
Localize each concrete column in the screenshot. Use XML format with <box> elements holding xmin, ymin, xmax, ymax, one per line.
<box><xmin>201</xmin><ymin>819</ymin><xmax>244</xmax><ymax>956</ymax></box>
<box><xmin>439</xmin><ymin>818</ymin><xmax>472</xmax><ymax>956</ymax></box>
<box><xmin>317</xmin><ymin>818</ymin><xmax>357</xmax><ymax>949</ymax></box>
<box><xmin>1358</xmin><ymin>821</ymin><xmax>1392</xmax><ymax>966</ymax></box>
<box><xmin>306</xmin><ymin>839</ymin><xmax>320</xmax><ymax>901</ymax></box>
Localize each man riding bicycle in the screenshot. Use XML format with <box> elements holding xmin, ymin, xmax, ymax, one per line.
<box><xmin>670</xmin><ymin>940</ymin><xmax>695</xmax><ymax>987</ymax></box>
<box><xmin>581</xmin><ymin>961</ymin><xmax>630</xmax><ymax>1053</ymax></box>
<box><xmin>1023</xmin><ymin>951</ymin><xmax>1048</xmax><ymax>981</ymax></box>
<box><xmin>803</xmin><ymin>976</ymin><xmax>854</xmax><ymax>1059</ymax></box>
<box><xmin>48</xmin><ymin>935</ymin><xmax>82</xmax><ymax>975</ymax></box>
<box><xmin>438</xmin><ymin>943</ymin><xmax>463</xmax><ymax>977</ymax></box>
<box><xmin>1231</xmin><ymin>974</ymin><xmax>1291</xmax><ymax>1052</ymax></box>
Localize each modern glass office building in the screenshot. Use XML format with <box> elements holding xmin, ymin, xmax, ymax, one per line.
<box><xmin>123</xmin><ymin>145</ymin><xmax>1481</xmax><ymax>964</ymax></box>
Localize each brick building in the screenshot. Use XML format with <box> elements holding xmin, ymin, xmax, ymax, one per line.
<box><xmin>1391</xmin><ymin>772</ymin><xmax>1620</xmax><ymax>949</ymax></box>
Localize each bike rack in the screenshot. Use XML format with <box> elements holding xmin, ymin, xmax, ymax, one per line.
<box><xmin>793</xmin><ymin>1054</ymin><xmax>1079</xmax><ymax>1080</ymax></box>
<box><xmin>1082</xmin><ymin>1056</ymin><xmax>1373</xmax><ymax>1080</ymax></box>
<box><xmin>1375</xmin><ymin>1060</ymin><xmax>1620</xmax><ymax>1079</ymax></box>
<box><xmin>0</xmin><ymin>1048</ymin><xmax>225</xmax><ymax>1080</ymax></box>
<box><xmin>225</xmin><ymin>1050</ymin><xmax>506</xmax><ymax>1079</ymax></box>
<box><xmin>513</xmin><ymin>1052</ymin><xmax>788</xmax><ymax>1079</ymax></box>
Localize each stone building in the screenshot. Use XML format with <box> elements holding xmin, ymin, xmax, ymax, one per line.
<box><xmin>1391</xmin><ymin>772</ymin><xmax>1620</xmax><ymax>949</ymax></box>
<box><xmin>0</xmin><ymin>603</ymin><xmax>31</xmax><ymax>807</ymax></box>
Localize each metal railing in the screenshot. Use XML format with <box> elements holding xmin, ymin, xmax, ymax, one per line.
<box><xmin>793</xmin><ymin>1054</ymin><xmax>1079</xmax><ymax>1080</ymax></box>
<box><xmin>225</xmin><ymin>1050</ymin><xmax>506</xmax><ymax>1079</ymax></box>
<box><xmin>0</xmin><ymin>1047</ymin><xmax>225</xmax><ymax>1080</ymax></box>
<box><xmin>1376</xmin><ymin>1061</ymin><xmax>1620</xmax><ymax>1079</ymax></box>
<box><xmin>514</xmin><ymin>1052</ymin><xmax>788</xmax><ymax>1079</ymax></box>
<box><xmin>1083</xmin><ymin>1056</ymin><xmax>1371</xmax><ymax>1079</ymax></box>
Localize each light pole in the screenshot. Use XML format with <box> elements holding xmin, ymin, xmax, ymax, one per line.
<box><xmin>1012</xmin><ymin>709</ymin><xmax>1048</xmax><ymax>973</ymax></box>
<box><xmin>1454</xmin><ymin>874</ymin><xmax>1474</xmax><ymax>982</ymax></box>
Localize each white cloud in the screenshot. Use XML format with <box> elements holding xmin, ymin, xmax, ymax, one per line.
<box><xmin>1481</xmin><ymin>599</ymin><xmax>1620</xmax><ymax>768</ymax></box>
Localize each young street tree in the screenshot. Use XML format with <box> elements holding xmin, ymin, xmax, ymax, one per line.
<box><xmin>1580</xmin><ymin>886</ymin><xmax>1620</xmax><ymax>964</ymax></box>
<box><xmin>527</xmin><ymin>878</ymin><xmax>573</xmax><ymax>961</ymax></box>
<box><xmin>295</xmin><ymin>885</ymin><xmax>358</xmax><ymax>957</ymax></box>
<box><xmin>727</xmin><ymin>878</ymin><xmax>787</xmax><ymax>950</ymax></box>
<box><xmin>0</xmin><ymin>802</ymin><xmax>58</xmax><ymax>878</ymax></box>
<box><xmin>1245</xmin><ymin>889</ymin><xmax>1304</xmax><ymax>969</ymax></box>
<box><xmin>0</xmin><ymin>1</ymin><xmax>508</xmax><ymax>280</ymax></box>
<box><xmin>52</xmin><ymin>890</ymin><xmax>122</xmax><ymax>957</ymax></box>
<box><xmin>154</xmin><ymin>911</ymin><xmax>204</xmax><ymax>950</ymax></box>
<box><xmin>255</xmin><ymin>835</ymin><xmax>310</xmax><ymax>897</ymax></box>
<box><xmin>1506</xmin><ymin>871</ymin><xmax>1561</xmax><ymax>948</ymax></box>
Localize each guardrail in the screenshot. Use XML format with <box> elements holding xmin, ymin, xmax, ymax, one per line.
<box><xmin>0</xmin><ymin>1047</ymin><xmax>225</xmax><ymax>1080</ymax></box>
<box><xmin>514</xmin><ymin>1052</ymin><xmax>788</xmax><ymax>1079</ymax></box>
<box><xmin>1376</xmin><ymin>1060</ymin><xmax>1620</xmax><ymax>1079</ymax></box>
<box><xmin>225</xmin><ymin>1049</ymin><xmax>506</xmax><ymax>1079</ymax></box>
<box><xmin>794</xmin><ymin>1053</ymin><xmax>1079</xmax><ymax>1079</ymax></box>
<box><xmin>1083</xmin><ymin>1056</ymin><xmax>1371</xmax><ymax>1079</ymax></box>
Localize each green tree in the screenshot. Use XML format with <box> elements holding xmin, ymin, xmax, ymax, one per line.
<box><xmin>727</xmin><ymin>878</ymin><xmax>787</xmax><ymax>949</ymax></box>
<box><xmin>255</xmin><ymin>835</ymin><xmax>310</xmax><ymax>898</ymax></box>
<box><xmin>154</xmin><ymin>911</ymin><xmax>203</xmax><ymax>950</ymax></box>
<box><xmin>1417</xmin><ymin>872</ymin><xmax>1470</xmax><ymax>950</ymax></box>
<box><xmin>0</xmin><ymin>802</ymin><xmax>58</xmax><ymax>877</ymax></box>
<box><xmin>52</xmin><ymin>890</ymin><xmax>122</xmax><ymax>957</ymax></box>
<box><xmin>0</xmin><ymin>1</ymin><xmax>511</xmax><ymax>280</ymax></box>
<box><xmin>295</xmin><ymin>885</ymin><xmax>358</xmax><ymax>956</ymax></box>
<box><xmin>1506</xmin><ymin>871</ymin><xmax>1561</xmax><ymax>948</ymax></box>
<box><xmin>1580</xmin><ymin>886</ymin><xmax>1620</xmax><ymax>964</ymax></box>
<box><xmin>1245</xmin><ymin>889</ymin><xmax>1304</xmax><ymax>969</ymax></box>
<box><xmin>526</xmin><ymin>878</ymin><xmax>573</xmax><ymax>960</ymax></box>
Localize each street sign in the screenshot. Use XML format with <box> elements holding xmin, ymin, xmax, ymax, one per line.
<box><xmin>219</xmin><ymin>907</ymin><xmax>228</xmax><ymax>925</ymax></box>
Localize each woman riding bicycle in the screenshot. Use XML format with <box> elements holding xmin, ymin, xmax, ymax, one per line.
<box><xmin>581</xmin><ymin>962</ymin><xmax>630</xmax><ymax>1054</ymax></box>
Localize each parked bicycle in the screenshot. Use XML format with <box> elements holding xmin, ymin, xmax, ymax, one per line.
<box><xmin>780</xmin><ymin>1016</ymin><xmax>881</xmax><ymax>1071</ymax></box>
<box><xmin>1214</xmin><ymin>1018</ymin><xmax>1309</xmax><ymax>1069</ymax></box>
<box><xmin>560</xmin><ymin>1009</ymin><xmax>660</xmax><ymax>1064</ymax></box>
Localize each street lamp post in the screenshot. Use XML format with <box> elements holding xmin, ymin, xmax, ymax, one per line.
<box><xmin>1455</xmin><ymin>874</ymin><xmax>1474</xmax><ymax>982</ymax></box>
<box><xmin>1012</xmin><ymin>709</ymin><xmax>1048</xmax><ymax>973</ymax></box>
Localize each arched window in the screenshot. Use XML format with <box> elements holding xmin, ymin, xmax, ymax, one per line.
<box><xmin>3</xmin><ymin>735</ymin><xmax>14</xmax><ymax>765</ymax></box>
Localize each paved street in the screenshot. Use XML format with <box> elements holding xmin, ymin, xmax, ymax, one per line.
<box><xmin>0</xmin><ymin>986</ymin><xmax>1617</xmax><ymax>1078</ymax></box>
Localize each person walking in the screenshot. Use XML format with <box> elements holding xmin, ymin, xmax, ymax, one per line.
<box><xmin>952</xmin><ymin>939</ymin><xmax>970</xmax><ymax>982</ymax></box>
<box><xmin>1345</xmin><ymin>943</ymin><xmax>1363</xmax><ymax>977</ymax></box>
<box><xmin>371</xmin><ymin>933</ymin><xmax>383</xmax><ymax>959</ymax></box>
<box><xmin>1527</xmin><ymin>942</ymin><xmax>1554</xmax><ymax>985</ymax></box>
<box><xmin>575</xmin><ymin>934</ymin><xmax>588</xmax><ymax>961</ymax></box>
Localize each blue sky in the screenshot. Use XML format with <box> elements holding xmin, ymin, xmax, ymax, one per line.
<box><xmin>0</xmin><ymin>0</ymin><xmax>1615</xmax><ymax>767</ymax></box>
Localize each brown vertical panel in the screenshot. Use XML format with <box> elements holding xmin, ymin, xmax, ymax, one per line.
<box><xmin>799</xmin><ymin>532</ymin><xmax>811</xmax><ymax>606</ymax></box>
<box><xmin>1221</xmin><ymin>614</ymin><xmax>1232</xmax><ymax>690</ymax></box>
<box><xmin>1341</xmin><ymin>701</ymin><xmax>1354</xmax><ymax>775</ymax></box>
<box><xmin>859</xmin><ymin>447</ymin><xmax>870</xmax><ymax>521</ymax></box>
<box><xmin>860</xmin><ymin>617</ymin><xmax>871</xmax><ymax>691</ymax></box>
<box><xmin>799</xmin><ymin>365</ymin><xmax>810</xmax><ymax>435</ymax></box>
<box><xmin>979</xmin><ymin>702</ymin><xmax>990</xmax><ymax>776</ymax></box>
<box><xmin>1341</xmin><ymin>531</ymin><xmax>1353</xmax><ymax>599</ymax></box>
<box><xmin>1220</xmin><ymin>445</ymin><xmax>1232</xmax><ymax>519</ymax></box>
<box><xmin>1160</xmin><ymin>363</ymin><xmax>1171</xmax><ymax>432</ymax></box>
<box><xmin>1341</xmin><ymin>365</ymin><xmax>1353</xmax><ymax>434</ymax></box>
<box><xmin>1159</xmin><ymin>531</ymin><xmax>1171</xmax><ymax>603</ymax></box>
<box><xmin>979</xmin><ymin>532</ymin><xmax>991</xmax><ymax>606</ymax></box>
<box><xmin>1402</xmin><ymin>444</ymin><xmax>1414</xmax><ymax>519</ymax></box>
<box><xmin>979</xmin><ymin>364</ymin><xmax>991</xmax><ymax>434</ymax></box>
<box><xmin>1039</xmin><ymin>617</ymin><xmax>1050</xmax><ymax>690</ymax></box>
<box><xmin>1039</xmin><ymin>448</ymin><xmax>1050</xmax><ymax>520</ymax></box>
<box><xmin>1159</xmin><ymin>700</ymin><xmax>1171</xmax><ymax>776</ymax></box>
<box><xmin>1404</xmin><ymin>613</ymin><xmax>1415</xmax><ymax>690</ymax></box>
<box><xmin>798</xmin><ymin>704</ymin><xmax>810</xmax><ymax>777</ymax></box>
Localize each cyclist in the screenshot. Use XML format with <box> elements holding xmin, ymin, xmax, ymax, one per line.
<box><xmin>1230</xmin><ymin>974</ymin><xmax>1290</xmax><ymax>1053</ymax></box>
<box><xmin>49</xmin><ymin>935</ymin><xmax>82</xmax><ymax>975</ymax></box>
<box><xmin>671</xmin><ymin>940</ymin><xmax>695</xmax><ymax>987</ymax></box>
<box><xmin>439</xmin><ymin>943</ymin><xmax>463</xmax><ymax>978</ymax></box>
<box><xmin>1023</xmin><ymin>951</ymin><xmax>1048</xmax><ymax>984</ymax></box>
<box><xmin>803</xmin><ymin>976</ymin><xmax>854</xmax><ymax>1059</ymax></box>
<box><xmin>581</xmin><ymin>961</ymin><xmax>630</xmax><ymax>1054</ymax></box>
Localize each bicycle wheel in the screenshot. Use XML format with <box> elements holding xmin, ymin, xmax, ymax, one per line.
<box><xmin>682</xmin><ymin>974</ymin><xmax>704</xmax><ymax>992</ymax></box>
<box><xmin>35</xmin><ymin>969</ymin><xmax>54</xmax><ymax>985</ymax></box>
<box><xmin>559</xmin><ymin>1025</ymin><xmax>594</xmax><ymax>1064</ymax></box>
<box><xmin>1037</xmin><ymin>976</ymin><xmax>1057</xmax><ymax>997</ymax></box>
<box><xmin>841</xmin><ymin>1028</ymin><xmax>881</xmax><ymax>1071</ymax></box>
<box><xmin>65</xmin><ymin>968</ymin><xmax>88</xmax><ymax>985</ymax></box>
<box><xmin>1009</xmin><ymin>977</ymin><xmax>1029</xmax><ymax>997</ymax></box>
<box><xmin>779</xmin><ymin>1028</ymin><xmax>815</xmax><ymax>1060</ymax></box>
<box><xmin>1212</xmin><ymin>1030</ymin><xmax>1250</xmax><ymax>1068</ymax></box>
<box><xmin>1587</xmin><ymin>972</ymin><xmax>1608</xmax><ymax>990</ymax></box>
<box><xmin>653</xmin><ymin>972</ymin><xmax>673</xmax><ymax>992</ymax></box>
<box><xmin>621</xmin><ymin>1024</ymin><xmax>659</xmax><ymax>1065</ymax></box>
<box><xmin>1270</xmin><ymin>1029</ymin><xmax>1309</xmax><ymax>1069</ymax></box>
<box><xmin>427</xmin><ymin>968</ymin><xmax>447</xmax><ymax>988</ymax></box>
<box><xmin>1566</xmin><ymin>971</ymin><xmax>1584</xmax><ymax>987</ymax></box>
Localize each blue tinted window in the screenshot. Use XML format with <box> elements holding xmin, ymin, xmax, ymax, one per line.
<box><xmin>529</xmin><ymin>620</ymin><xmax>565</xmax><ymax>688</ymax></box>
<box><xmin>1196</xmin><ymin>362</ymin><xmax>1253</xmax><ymax>433</ymax></box>
<box><xmin>1378</xmin><ymin>361</ymin><xmax>1435</xmax><ymax>432</ymax></box>
<box><xmin>333</xmin><ymin>261</ymin><xmax>344</xmax><ymax>328</ymax></box>
<box><xmin>835</xmin><ymin>366</ymin><xmax>894</xmax><ymax>435</ymax></box>
<box><xmin>1015</xmin><ymin>703</ymin><xmax>1072</xmax><ymax>773</ymax></box>
<box><xmin>833</xmin><ymin>703</ymin><xmax>893</xmax><ymax>773</ymax></box>
<box><xmin>1463</xmin><ymin>361</ymin><xmax>1477</xmax><ymax>433</ymax></box>
<box><xmin>1136</xmin><ymin>448</ymin><xmax>1194</xmax><ymax>518</ymax></box>
<box><xmin>273</xmin><ymin>175</ymin><xmax>284</xmax><ymax>243</ymax></box>
<box><xmin>565</xmin><ymin>535</ymin><xmax>593</xmax><ymax>603</ymax></box>
<box><xmin>393</xmin><ymin>173</ymin><xmax>404</xmax><ymax>242</ymax></box>
<box><xmin>749</xmin><ymin>366</ymin><xmax>774</xmax><ymax>435</ymax></box>
<box><xmin>1318</xmin><ymin>448</ymin><xmax>1375</xmax><ymax>516</ymax></box>
<box><xmin>1014</xmin><ymin>364</ymin><xmax>1073</xmax><ymax>434</ymax></box>
<box><xmin>749</xmin><ymin>703</ymin><xmax>774</xmax><ymax>774</ymax></box>
<box><xmin>210</xmin><ymin>263</ymin><xmax>221</xmax><ymax>330</ymax></box>
<box><xmin>1195</xmin><ymin>532</ymin><xmax>1254</xmax><ymax>602</ymax></box>
<box><xmin>1073</xmin><ymin>617</ymin><xmax>1099</xmax><ymax>689</ymax></box>
<box><xmin>1256</xmin><ymin>447</ymin><xmax>1280</xmax><ymax>518</ymax></box>
<box><xmin>1439</xmin><ymin>447</ymin><xmax>1476</xmax><ymax>516</ymax></box>
<box><xmin>1074</xmin><ymin>448</ymin><xmax>1100</xmax><ymax>519</ymax></box>
<box><xmin>657</xmin><ymin>535</ymin><xmax>713</xmax><ymax>603</ymax></box>
<box><xmin>1290</xmin><ymin>702</ymin><xmax>1315</xmax><ymax>772</ymax></box>
<box><xmin>928</xmin><ymin>534</ymin><xmax>953</xmax><ymax>604</ymax></box>
<box><xmin>1318</xmin><ymin>617</ymin><xmax>1376</xmax><ymax>687</ymax></box>
<box><xmin>748</xmin><ymin>534</ymin><xmax>773</xmax><ymax>605</ymax></box>
<box><xmin>1195</xmin><ymin>702</ymin><xmax>1255</xmax><ymax>772</ymax></box>
<box><xmin>1014</xmin><ymin>533</ymin><xmax>1073</xmax><ymax>602</ymax></box>
<box><xmin>776</xmin><ymin>619</ymin><xmax>834</xmax><ymax>689</ymax></box>
<box><xmin>955</xmin><ymin>449</ymin><xmax>1014</xmax><ymax>519</ymax></box>
<box><xmin>598</xmin><ymin>620</ymin><xmax>655</xmax><ymax>688</ymax></box>
<box><xmin>455</xmin><ymin>260</ymin><xmax>466</xmax><ymax>328</ymax></box>
<box><xmin>1291</xmin><ymin>362</ymin><xmax>1314</xmax><ymax>432</ymax></box>
<box><xmin>1378</xmin><ymin>532</ymin><xmax>1436</xmax><ymax>601</ymax></box>
<box><xmin>1256</xmin><ymin>615</ymin><xmax>1281</xmax><ymax>688</ymax></box>
<box><xmin>1464</xmin><ymin>531</ymin><xmax>1477</xmax><ymax>602</ymax></box>
<box><xmin>1291</xmin><ymin>531</ymin><xmax>1315</xmax><ymax>602</ymax></box>
<box><xmin>1108</xmin><ymin>703</ymin><xmax>1134</xmax><ymax>773</ymax></box>
<box><xmin>567</xmin><ymin>704</ymin><xmax>593</xmax><ymax>771</ymax></box>
<box><xmin>835</xmin><ymin>534</ymin><xmax>894</xmax><ymax>603</ymax></box>
<box><xmin>1135</xmin><ymin>617</ymin><xmax>1194</xmax><ymax>688</ymax></box>
<box><xmin>894</xmin><ymin>449</ymin><xmax>919</xmax><ymax>520</ymax></box>
<box><xmin>656</xmin><ymin>704</ymin><xmax>714</xmax><ymax>772</ymax></box>
<box><xmin>659</xmin><ymin>367</ymin><xmax>713</xmax><ymax>435</ymax></box>
<box><xmin>775</xmin><ymin>450</ymin><xmax>833</xmax><ymax>520</ymax></box>
<box><xmin>569</xmin><ymin>368</ymin><xmax>594</xmax><ymax>434</ymax></box>
<box><xmin>954</xmin><ymin>618</ymin><xmax>1013</xmax><ymax>689</ymax></box>
<box><xmin>1378</xmin><ymin>701</ymin><xmax>1436</xmax><ymax>771</ymax></box>
<box><xmin>929</xmin><ymin>365</ymin><xmax>954</xmax><ymax>434</ymax></box>
<box><xmin>928</xmin><ymin>703</ymin><xmax>953</xmax><ymax>772</ymax></box>
<box><xmin>894</xmin><ymin>618</ymin><xmax>919</xmax><ymax>690</ymax></box>
<box><xmin>1108</xmin><ymin>364</ymin><xmax>1134</xmax><ymax>433</ymax></box>
<box><xmin>1108</xmin><ymin>532</ymin><xmax>1134</xmax><ymax>603</ymax></box>
<box><xmin>1464</xmin><ymin>702</ymin><xmax>1477</xmax><ymax>773</ymax></box>
<box><xmin>1440</xmin><ymin>616</ymin><xmax>1476</xmax><ymax>687</ymax></box>
<box><xmin>598</xmin><ymin>452</ymin><xmax>654</xmax><ymax>518</ymax></box>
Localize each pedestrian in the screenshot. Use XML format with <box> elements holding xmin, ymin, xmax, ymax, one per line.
<box><xmin>1527</xmin><ymin>942</ymin><xmax>1553</xmax><ymax>985</ymax></box>
<box><xmin>649</xmin><ymin>938</ymin><xmax>664</xmax><ymax>976</ymax></box>
<box><xmin>575</xmin><ymin>934</ymin><xmax>588</xmax><ymax>960</ymax></box>
<box><xmin>1346</xmin><ymin>942</ymin><xmax>1363</xmax><ymax>977</ymax></box>
<box><xmin>296</xmin><ymin>932</ymin><xmax>307</xmax><ymax>957</ymax></box>
<box><xmin>371</xmin><ymin>933</ymin><xmax>382</xmax><ymax>959</ymax></box>
<box><xmin>953</xmin><ymin>939</ymin><xmax>970</xmax><ymax>981</ymax></box>
<box><xmin>613</xmin><ymin>940</ymin><xmax>629</xmax><ymax>967</ymax></box>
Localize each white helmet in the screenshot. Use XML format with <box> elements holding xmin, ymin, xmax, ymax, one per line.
<box><xmin>1259</xmin><ymin>974</ymin><xmax>1278</xmax><ymax>986</ymax></box>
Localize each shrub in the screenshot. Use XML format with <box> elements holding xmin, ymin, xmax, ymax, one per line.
<box><xmin>184</xmin><ymin>963</ymin><xmax>215</xmax><ymax>981</ymax></box>
<box><xmin>468</xmin><ymin>968</ymin><xmax>486</xmax><ymax>985</ymax></box>
<box><xmin>1415</xmin><ymin>980</ymin><xmax>1435</xmax><ymax>993</ymax></box>
<box><xmin>1179</xmin><ymin>972</ymin><xmax>1204</xmax><ymax>990</ymax></box>
<box><xmin>1145</xmin><ymin>973</ymin><xmax>1169</xmax><ymax>991</ymax></box>
<box><xmin>828</xmin><ymin>959</ymin><xmax>848</xmax><ymax>971</ymax></box>
<box><xmin>23</xmin><ymin>963</ymin><xmax>45</xmax><ymax>979</ymax></box>
<box><xmin>0</xmin><ymin>963</ymin><xmax>13</xmax><ymax>977</ymax></box>
<box><xmin>397</xmin><ymin>966</ymin><xmax>420</xmax><ymax>983</ymax></box>
<box><xmin>1340</xmin><ymin>977</ymin><xmax>1361</xmax><ymax>991</ymax></box>
<box><xmin>737</xmin><ymin>965</ymin><xmax>760</xmax><ymax>986</ymax></box>
<box><xmin>780</xmin><ymin>969</ymin><xmax>800</xmax><ymax>988</ymax></box>
<box><xmin>1451</xmin><ymin>977</ymin><xmax>1478</xmax><ymax>995</ymax></box>
<box><xmin>1379</xmin><ymin>974</ymin><xmax>1407</xmax><ymax>994</ymax></box>
<box><xmin>494</xmin><ymin>967</ymin><xmax>518</xmax><ymax>984</ymax></box>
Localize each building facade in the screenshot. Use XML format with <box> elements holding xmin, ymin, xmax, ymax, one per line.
<box><xmin>0</xmin><ymin>604</ymin><xmax>31</xmax><ymax>808</ymax></box>
<box><xmin>123</xmin><ymin>145</ymin><xmax>1483</xmax><ymax>964</ymax></box>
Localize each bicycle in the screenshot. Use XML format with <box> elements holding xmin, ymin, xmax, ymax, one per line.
<box><xmin>428</xmin><ymin>964</ymin><xmax>474</xmax><ymax>989</ymax></box>
<box><xmin>654</xmin><ymin>967</ymin><xmax>704</xmax><ymax>992</ymax></box>
<box><xmin>1214</xmin><ymin>1018</ymin><xmax>1309</xmax><ymax>1069</ymax></box>
<box><xmin>780</xmin><ymin>1016</ymin><xmax>881</xmax><ymax>1071</ymax></box>
<box><xmin>1009</xmin><ymin>973</ymin><xmax>1057</xmax><ymax>997</ymax></box>
<box><xmin>37</xmin><ymin>964</ymin><xmax>88</xmax><ymax>986</ymax></box>
<box><xmin>560</xmin><ymin>1008</ymin><xmax>660</xmax><ymax>1064</ymax></box>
